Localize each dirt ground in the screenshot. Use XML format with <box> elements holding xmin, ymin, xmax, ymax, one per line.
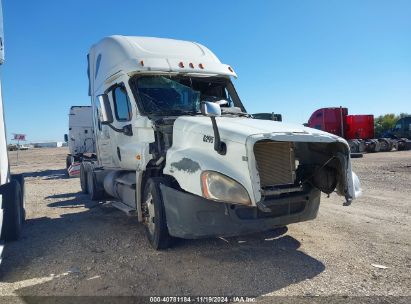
<box><xmin>0</xmin><ymin>147</ymin><xmax>410</xmax><ymax>300</ymax></box>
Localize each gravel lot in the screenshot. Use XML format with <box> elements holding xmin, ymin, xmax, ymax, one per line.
<box><xmin>0</xmin><ymin>147</ymin><xmax>410</xmax><ymax>300</ymax></box>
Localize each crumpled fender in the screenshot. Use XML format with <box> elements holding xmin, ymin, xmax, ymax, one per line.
<box><xmin>163</xmin><ymin>140</ymin><xmax>256</xmax><ymax>204</ymax></box>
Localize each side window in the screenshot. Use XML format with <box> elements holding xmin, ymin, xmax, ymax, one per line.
<box><xmin>113</xmin><ymin>86</ymin><xmax>132</xmax><ymax>121</ymax></box>
<box><xmin>95</xmin><ymin>98</ymin><xmax>102</xmax><ymax>131</ymax></box>
<box><xmin>95</xmin><ymin>54</ymin><xmax>102</xmax><ymax>79</ymax></box>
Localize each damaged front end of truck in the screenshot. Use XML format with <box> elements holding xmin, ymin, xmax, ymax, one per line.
<box><xmin>87</xmin><ymin>36</ymin><xmax>363</xmax><ymax>248</ymax></box>
<box><xmin>161</xmin><ymin>114</ymin><xmax>362</xmax><ymax>239</ymax></box>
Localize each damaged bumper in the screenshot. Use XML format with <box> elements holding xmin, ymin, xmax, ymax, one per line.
<box><xmin>160</xmin><ymin>184</ymin><xmax>321</xmax><ymax>239</ymax></box>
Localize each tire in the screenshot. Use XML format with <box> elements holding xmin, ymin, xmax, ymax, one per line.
<box><xmin>397</xmin><ymin>139</ymin><xmax>408</xmax><ymax>151</ymax></box>
<box><xmin>11</xmin><ymin>174</ymin><xmax>26</xmax><ymax>222</ymax></box>
<box><xmin>86</xmin><ymin>164</ymin><xmax>104</xmax><ymax>201</ymax></box>
<box><xmin>358</xmin><ymin>140</ymin><xmax>366</xmax><ymax>153</ymax></box>
<box><xmin>374</xmin><ymin>141</ymin><xmax>381</xmax><ymax>152</ymax></box>
<box><xmin>350</xmin><ymin>152</ymin><xmax>363</xmax><ymax>158</ymax></box>
<box><xmin>272</xmin><ymin>226</ymin><xmax>288</xmax><ymax>236</ymax></box>
<box><xmin>80</xmin><ymin>162</ymin><xmax>88</xmax><ymax>194</ymax></box>
<box><xmin>1</xmin><ymin>179</ymin><xmax>23</xmax><ymax>242</ymax></box>
<box><xmin>142</xmin><ymin>177</ymin><xmax>172</xmax><ymax>250</ymax></box>
<box><xmin>378</xmin><ymin>138</ymin><xmax>392</xmax><ymax>152</ymax></box>
<box><xmin>349</xmin><ymin>141</ymin><xmax>359</xmax><ymax>153</ymax></box>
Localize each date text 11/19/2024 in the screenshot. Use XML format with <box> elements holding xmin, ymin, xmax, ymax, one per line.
<box><xmin>149</xmin><ymin>296</ymin><xmax>256</xmax><ymax>303</ymax></box>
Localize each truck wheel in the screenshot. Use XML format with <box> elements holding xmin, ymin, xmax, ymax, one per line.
<box><xmin>11</xmin><ymin>174</ymin><xmax>26</xmax><ymax>222</ymax></box>
<box><xmin>80</xmin><ymin>162</ymin><xmax>88</xmax><ymax>194</ymax></box>
<box><xmin>350</xmin><ymin>152</ymin><xmax>363</xmax><ymax>158</ymax></box>
<box><xmin>87</xmin><ymin>164</ymin><xmax>103</xmax><ymax>201</ymax></box>
<box><xmin>348</xmin><ymin>140</ymin><xmax>359</xmax><ymax>153</ymax></box>
<box><xmin>1</xmin><ymin>179</ymin><xmax>23</xmax><ymax>242</ymax></box>
<box><xmin>378</xmin><ymin>138</ymin><xmax>391</xmax><ymax>152</ymax></box>
<box><xmin>142</xmin><ymin>177</ymin><xmax>172</xmax><ymax>250</ymax></box>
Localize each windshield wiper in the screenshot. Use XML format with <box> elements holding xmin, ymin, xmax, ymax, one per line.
<box><xmin>146</xmin><ymin>110</ymin><xmax>199</xmax><ymax>116</ymax></box>
<box><xmin>167</xmin><ymin>110</ymin><xmax>199</xmax><ymax>116</ymax></box>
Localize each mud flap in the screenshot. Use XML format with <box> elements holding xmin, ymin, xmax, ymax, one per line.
<box><xmin>68</xmin><ymin>162</ymin><xmax>81</xmax><ymax>177</ymax></box>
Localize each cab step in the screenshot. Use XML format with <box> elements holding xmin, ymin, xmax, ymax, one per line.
<box><xmin>110</xmin><ymin>201</ymin><xmax>136</xmax><ymax>216</ymax></box>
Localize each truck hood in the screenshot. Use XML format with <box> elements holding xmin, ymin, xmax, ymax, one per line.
<box><xmin>167</xmin><ymin>115</ymin><xmax>360</xmax><ymax>205</ymax></box>
<box><xmin>173</xmin><ymin>116</ymin><xmax>342</xmax><ymax>144</ymax></box>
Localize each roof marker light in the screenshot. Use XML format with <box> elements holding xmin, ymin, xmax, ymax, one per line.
<box><xmin>179</xmin><ymin>62</ymin><xmax>185</xmax><ymax>68</ymax></box>
<box><xmin>199</xmin><ymin>63</ymin><xmax>204</xmax><ymax>69</ymax></box>
<box><xmin>189</xmin><ymin>62</ymin><xmax>194</xmax><ymax>68</ymax></box>
<box><xmin>228</xmin><ymin>66</ymin><xmax>234</xmax><ymax>73</ymax></box>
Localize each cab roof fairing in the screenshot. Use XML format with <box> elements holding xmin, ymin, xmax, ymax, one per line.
<box><xmin>88</xmin><ymin>35</ymin><xmax>237</xmax><ymax>93</ymax></box>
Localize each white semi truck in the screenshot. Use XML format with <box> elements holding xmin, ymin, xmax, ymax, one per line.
<box><xmin>0</xmin><ymin>0</ymin><xmax>25</xmax><ymax>258</ymax></box>
<box><xmin>64</xmin><ymin>106</ymin><xmax>96</xmax><ymax>177</ymax></box>
<box><xmin>81</xmin><ymin>36</ymin><xmax>361</xmax><ymax>249</ymax></box>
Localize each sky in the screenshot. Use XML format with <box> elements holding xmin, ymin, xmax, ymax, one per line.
<box><xmin>1</xmin><ymin>0</ymin><xmax>410</xmax><ymax>142</ymax></box>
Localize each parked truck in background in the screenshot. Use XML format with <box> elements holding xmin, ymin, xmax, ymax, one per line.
<box><xmin>64</xmin><ymin>106</ymin><xmax>96</xmax><ymax>177</ymax></box>
<box><xmin>80</xmin><ymin>36</ymin><xmax>361</xmax><ymax>249</ymax></box>
<box><xmin>387</xmin><ymin>116</ymin><xmax>411</xmax><ymax>139</ymax></box>
<box><xmin>307</xmin><ymin>107</ymin><xmax>411</xmax><ymax>153</ymax></box>
<box><xmin>0</xmin><ymin>0</ymin><xmax>25</xmax><ymax>260</ymax></box>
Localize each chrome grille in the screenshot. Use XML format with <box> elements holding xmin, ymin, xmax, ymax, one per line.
<box><xmin>253</xmin><ymin>141</ymin><xmax>295</xmax><ymax>187</ymax></box>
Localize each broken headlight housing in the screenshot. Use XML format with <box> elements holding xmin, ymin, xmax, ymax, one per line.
<box><xmin>201</xmin><ymin>171</ymin><xmax>251</xmax><ymax>205</ymax></box>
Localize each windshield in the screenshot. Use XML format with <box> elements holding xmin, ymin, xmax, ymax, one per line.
<box><xmin>130</xmin><ymin>75</ymin><xmax>246</xmax><ymax>116</ymax></box>
<box><xmin>137</xmin><ymin>76</ymin><xmax>200</xmax><ymax>115</ymax></box>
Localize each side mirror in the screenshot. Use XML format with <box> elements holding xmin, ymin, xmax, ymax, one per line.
<box><xmin>201</xmin><ymin>101</ymin><xmax>221</xmax><ymax>117</ymax></box>
<box><xmin>64</xmin><ymin>134</ymin><xmax>68</xmax><ymax>142</ymax></box>
<box><xmin>97</xmin><ymin>94</ymin><xmax>113</xmax><ymax>124</ymax></box>
<box><xmin>201</xmin><ymin>102</ymin><xmax>226</xmax><ymax>155</ymax></box>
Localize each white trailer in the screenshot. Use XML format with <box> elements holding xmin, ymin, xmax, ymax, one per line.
<box><xmin>81</xmin><ymin>36</ymin><xmax>361</xmax><ymax>249</ymax></box>
<box><xmin>0</xmin><ymin>0</ymin><xmax>25</xmax><ymax>259</ymax></box>
<box><xmin>64</xmin><ymin>106</ymin><xmax>96</xmax><ymax>177</ymax></box>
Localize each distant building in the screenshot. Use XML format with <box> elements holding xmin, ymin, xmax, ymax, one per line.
<box><xmin>31</xmin><ymin>142</ymin><xmax>65</xmax><ymax>148</ymax></box>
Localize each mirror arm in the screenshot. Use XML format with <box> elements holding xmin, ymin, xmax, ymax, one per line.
<box><xmin>210</xmin><ymin>116</ymin><xmax>226</xmax><ymax>155</ymax></box>
<box><xmin>104</xmin><ymin>123</ymin><xmax>133</xmax><ymax>136</ymax></box>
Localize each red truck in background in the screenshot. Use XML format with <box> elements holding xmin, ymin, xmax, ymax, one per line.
<box><xmin>307</xmin><ymin>107</ymin><xmax>409</xmax><ymax>153</ymax></box>
<box><xmin>345</xmin><ymin>114</ymin><xmax>374</xmax><ymax>140</ymax></box>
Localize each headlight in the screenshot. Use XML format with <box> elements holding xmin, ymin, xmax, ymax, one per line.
<box><xmin>201</xmin><ymin>171</ymin><xmax>251</xmax><ymax>205</ymax></box>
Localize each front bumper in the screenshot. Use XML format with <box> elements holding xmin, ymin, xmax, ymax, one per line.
<box><xmin>160</xmin><ymin>185</ymin><xmax>321</xmax><ymax>239</ymax></box>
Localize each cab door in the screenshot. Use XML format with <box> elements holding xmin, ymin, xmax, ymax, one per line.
<box><xmin>106</xmin><ymin>83</ymin><xmax>134</xmax><ymax>168</ymax></box>
<box><xmin>94</xmin><ymin>97</ymin><xmax>116</xmax><ymax>168</ymax></box>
